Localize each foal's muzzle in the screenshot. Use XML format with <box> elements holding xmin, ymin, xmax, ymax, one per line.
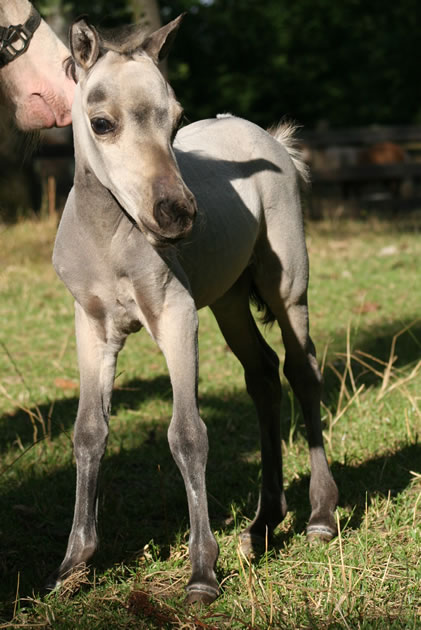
<box><xmin>152</xmin><ymin>193</ymin><xmax>197</xmax><ymax>243</ymax></box>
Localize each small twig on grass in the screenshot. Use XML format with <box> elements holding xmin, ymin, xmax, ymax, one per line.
<box><xmin>263</xmin><ymin>526</ymin><xmax>274</xmax><ymax>627</ymax></box>
<box><xmin>412</xmin><ymin>491</ymin><xmax>421</xmax><ymax>529</ymax></box>
<box><xmin>377</xmin><ymin>320</ymin><xmax>420</xmax><ymax>401</ymax></box>
<box><xmin>0</xmin><ymin>383</ymin><xmax>40</xmax><ymax>443</ymax></box>
<box><xmin>380</xmin><ymin>553</ymin><xmax>392</xmax><ymax>590</ymax></box>
<box><xmin>0</xmin><ymin>435</ymin><xmax>48</xmax><ymax>476</ymax></box>
<box><xmin>236</xmin><ymin>545</ymin><xmax>256</xmax><ymax>627</ymax></box>
<box><xmin>379</xmin><ymin>361</ymin><xmax>421</xmax><ymax>400</ymax></box>
<box><xmin>320</xmin><ymin>343</ymin><xmax>329</xmax><ymax>377</ymax></box>
<box><xmin>338</xmin><ymin>351</ymin><xmax>385</xmax><ymax>379</ymax></box>
<box><xmin>346</xmin><ymin>323</ymin><xmax>359</xmax><ymax>404</ymax></box>
<box><xmin>0</xmin><ymin>341</ymin><xmax>48</xmax><ymax>441</ymax></box>
<box><xmin>336</xmin><ymin>511</ymin><xmax>347</xmax><ymax>597</ymax></box>
<box><xmin>0</xmin><ymin>423</ymin><xmax>72</xmax><ymax>476</ymax></box>
<box><xmin>0</xmin><ymin>624</ymin><xmax>46</xmax><ymax>629</ymax></box>
<box><xmin>13</xmin><ymin>571</ymin><xmax>20</xmax><ymax>619</ymax></box>
<box><xmin>334</xmin><ymin>358</ymin><xmax>351</xmax><ymax>415</ymax></box>
<box><xmin>322</xmin><ymin>385</ymin><xmax>365</xmax><ymax>453</ymax></box>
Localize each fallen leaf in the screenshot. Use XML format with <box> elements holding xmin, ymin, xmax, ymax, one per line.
<box><xmin>353</xmin><ymin>302</ymin><xmax>381</xmax><ymax>314</ymax></box>
<box><xmin>54</xmin><ymin>378</ymin><xmax>79</xmax><ymax>390</ymax></box>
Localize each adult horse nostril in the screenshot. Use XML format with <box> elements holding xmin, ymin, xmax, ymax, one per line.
<box><xmin>153</xmin><ymin>197</ymin><xmax>195</xmax><ymax>235</ymax></box>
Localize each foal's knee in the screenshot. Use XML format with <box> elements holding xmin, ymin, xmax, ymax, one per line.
<box><xmin>73</xmin><ymin>408</ymin><xmax>109</xmax><ymax>461</ymax></box>
<box><xmin>168</xmin><ymin>414</ymin><xmax>209</xmax><ymax>469</ymax></box>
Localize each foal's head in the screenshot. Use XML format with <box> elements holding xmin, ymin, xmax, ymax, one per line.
<box><xmin>70</xmin><ymin>15</ymin><xmax>197</xmax><ymax>246</ymax></box>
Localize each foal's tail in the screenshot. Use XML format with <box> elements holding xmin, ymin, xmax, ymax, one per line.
<box><xmin>268</xmin><ymin>121</ymin><xmax>310</xmax><ymax>185</ymax></box>
<box><xmin>249</xmin><ymin>284</ymin><xmax>276</xmax><ymax>326</ymax></box>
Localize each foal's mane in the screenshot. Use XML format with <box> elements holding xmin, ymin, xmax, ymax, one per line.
<box><xmin>64</xmin><ymin>21</ymin><xmax>151</xmax><ymax>83</ymax></box>
<box><xmin>96</xmin><ymin>23</ymin><xmax>151</xmax><ymax>55</ymax></box>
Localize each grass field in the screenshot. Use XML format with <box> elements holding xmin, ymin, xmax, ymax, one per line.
<box><xmin>0</xmin><ymin>213</ymin><xmax>420</xmax><ymax>628</ymax></box>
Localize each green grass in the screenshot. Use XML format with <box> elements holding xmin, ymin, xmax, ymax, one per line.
<box><xmin>0</xmin><ymin>214</ymin><xmax>420</xmax><ymax>628</ymax></box>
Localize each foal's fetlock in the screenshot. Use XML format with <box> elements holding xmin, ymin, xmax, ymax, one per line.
<box><xmin>307</xmin><ymin>474</ymin><xmax>338</xmax><ymax>543</ymax></box>
<box><xmin>239</xmin><ymin>520</ymin><xmax>277</xmax><ymax>558</ymax></box>
<box><xmin>306</xmin><ymin>521</ymin><xmax>337</xmax><ymax>544</ymax></box>
<box><xmin>240</xmin><ymin>491</ymin><xmax>287</xmax><ymax>557</ymax></box>
<box><xmin>239</xmin><ymin>530</ymin><xmax>267</xmax><ymax>558</ymax></box>
<box><xmin>306</xmin><ymin>509</ymin><xmax>337</xmax><ymax>544</ymax></box>
<box><xmin>45</xmin><ymin>570</ymin><xmax>62</xmax><ymax>593</ymax></box>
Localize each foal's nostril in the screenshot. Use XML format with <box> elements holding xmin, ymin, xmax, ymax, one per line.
<box><xmin>153</xmin><ymin>197</ymin><xmax>195</xmax><ymax>236</ymax></box>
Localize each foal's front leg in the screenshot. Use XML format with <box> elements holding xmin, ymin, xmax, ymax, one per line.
<box><xmin>48</xmin><ymin>302</ymin><xmax>123</xmax><ymax>587</ymax></box>
<box><xmin>156</xmin><ymin>294</ymin><xmax>219</xmax><ymax>604</ymax></box>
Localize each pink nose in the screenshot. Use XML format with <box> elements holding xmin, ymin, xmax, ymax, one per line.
<box><xmin>55</xmin><ymin>108</ymin><xmax>73</xmax><ymax>128</ymax></box>
<box><xmin>21</xmin><ymin>85</ymin><xmax>74</xmax><ymax>130</ymax></box>
<box><xmin>55</xmin><ymin>80</ymin><xmax>75</xmax><ymax>127</ymax></box>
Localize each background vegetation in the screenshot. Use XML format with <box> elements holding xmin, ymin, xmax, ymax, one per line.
<box><xmin>37</xmin><ymin>0</ymin><xmax>421</xmax><ymax>129</ymax></box>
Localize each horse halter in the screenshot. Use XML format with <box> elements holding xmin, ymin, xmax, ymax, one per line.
<box><xmin>0</xmin><ymin>5</ymin><xmax>41</xmax><ymax>69</ymax></box>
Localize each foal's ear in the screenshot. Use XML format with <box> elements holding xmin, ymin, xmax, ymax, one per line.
<box><xmin>70</xmin><ymin>19</ymin><xmax>100</xmax><ymax>71</ymax></box>
<box><xmin>141</xmin><ymin>13</ymin><xmax>186</xmax><ymax>65</ymax></box>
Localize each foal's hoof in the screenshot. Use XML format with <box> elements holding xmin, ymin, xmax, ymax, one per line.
<box><xmin>185</xmin><ymin>584</ymin><xmax>219</xmax><ymax>605</ymax></box>
<box><xmin>44</xmin><ymin>563</ymin><xmax>89</xmax><ymax>595</ymax></box>
<box><xmin>44</xmin><ymin>571</ymin><xmax>62</xmax><ymax>593</ymax></box>
<box><xmin>306</xmin><ymin>524</ymin><xmax>336</xmax><ymax>544</ymax></box>
<box><xmin>238</xmin><ymin>531</ymin><xmax>266</xmax><ymax>558</ymax></box>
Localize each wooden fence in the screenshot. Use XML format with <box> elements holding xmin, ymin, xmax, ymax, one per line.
<box><xmin>297</xmin><ymin>125</ymin><xmax>421</xmax><ymax>214</ymax></box>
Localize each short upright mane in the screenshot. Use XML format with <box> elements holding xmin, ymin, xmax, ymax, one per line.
<box><xmin>64</xmin><ymin>20</ymin><xmax>152</xmax><ymax>82</ymax></box>
<box><xmin>96</xmin><ymin>23</ymin><xmax>151</xmax><ymax>55</ymax></box>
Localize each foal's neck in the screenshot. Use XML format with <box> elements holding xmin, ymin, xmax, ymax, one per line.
<box><xmin>73</xmin><ymin>161</ymin><xmax>128</xmax><ymax>239</ymax></box>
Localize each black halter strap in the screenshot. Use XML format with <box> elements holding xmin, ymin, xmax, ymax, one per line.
<box><xmin>0</xmin><ymin>5</ymin><xmax>41</xmax><ymax>69</ymax></box>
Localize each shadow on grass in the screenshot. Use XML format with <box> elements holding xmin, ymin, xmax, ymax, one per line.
<box><xmin>0</xmin><ymin>380</ymin><xmax>419</xmax><ymax>619</ymax></box>
<box><xmin>321</xmin><ymin>316</ymin><xmax>421</xmax><ymax>401</ymax></box>
<box><xmin>275</xmin><ymin>316</ymin><xmax>420</xmax><ymax>445</ymax></box>
<box><xmin>285</xmin><ymin>443</ymin><xmax>420</xmax><ymax>538</ymax></box>
<box><xmin>0</xmin><ymin>314</ymin><xmax>419</xmax><ymax>618</ymax></box>
<box><xmin>0</xmin><ymin>379</ymin><xmax>258</xmax><ymax>616</ymax></box>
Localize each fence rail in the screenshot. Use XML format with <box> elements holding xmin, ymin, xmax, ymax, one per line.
<box><xmin>298</xmin><ymin>125</ymin><xmax>421</xmax><ymax>147</ymax></box>
<box><xmin>297</xmin><ymin>125</ymin><xmax>421</xmax><ymax>212</ymax></box>
<box><xmin>311</xmin><ymin>162</ymin><xmax>421</xmax><ymax>183</ymax></box>
<box><xmin>31</xmin><ymin>124</ymin><xmax>421</xmax><ymax>215</ymax></box>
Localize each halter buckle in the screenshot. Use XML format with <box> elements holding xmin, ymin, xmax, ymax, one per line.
<box><xmin>0</xmin><ymin>24</ymin><xmax>31</xmax><ymax>63</ymax></box>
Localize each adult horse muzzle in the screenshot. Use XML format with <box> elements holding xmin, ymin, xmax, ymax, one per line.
<box><xmin>0</xmin><ymin>5</ymin><xmax>41</xmax><ymax>69</ymax></box>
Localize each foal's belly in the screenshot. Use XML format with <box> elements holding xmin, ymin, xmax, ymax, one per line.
<box><xmin>175</xmin><ymin>119</ymin><xmax>267</xmax><ymax>307</ymax></box>
<box><xmin>179</xmin><ymin>199</ymin><xmax>260</xmax><ymax>309</ymax></box>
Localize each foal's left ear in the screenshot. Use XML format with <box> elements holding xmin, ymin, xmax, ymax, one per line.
<box><xmin>70</xmin><ymin>18</ymin><xmax>100</xmax><ymax>71</ymax></box>
<box><xmin>141</xmin><ymin>13</ymin><xmax>186</xmax><ymax>65</ymax></box>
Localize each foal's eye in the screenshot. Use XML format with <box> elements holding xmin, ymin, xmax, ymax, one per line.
<box><xmin>91</xmin><ymin>117</ymin><xmax>115</xmax><ymax>135</ymax></box>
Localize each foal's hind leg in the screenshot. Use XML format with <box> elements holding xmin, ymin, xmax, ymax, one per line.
<box><xmin>47</xmin><ymin>302</ymin><xmax>124</xmax><ymax>588</ymax></box>
<box><xmin>254</xmin><ymin>267</ymin><xmax>338</xmax><ymax>542</ymax></box>
<box><xmin>211</xmin><ymin>275</ymin><xmax>287</xmax><ymax>554</ymax></box>
<box><xmin>280</xmin><ymin>301</ymin><xmax>338</xmax><ymax>540</ymax></box>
